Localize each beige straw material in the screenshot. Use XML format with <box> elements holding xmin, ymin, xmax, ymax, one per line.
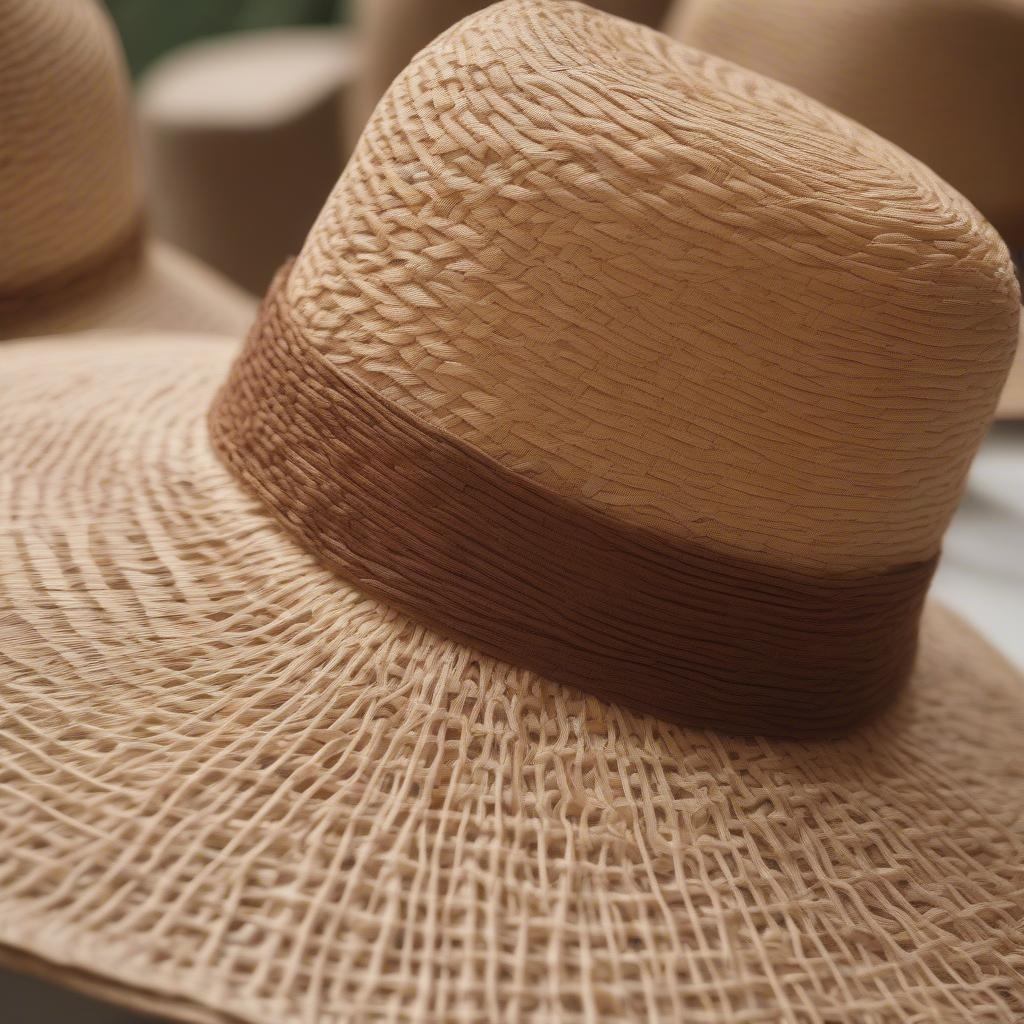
<box><xmin>0</xmin><ymin>240</ymin><xmax>256</xmax><ymax>340</ymax></box>
<box><xmin>1</xmin><ymin>1</ymin><xmax>1023</xmax><ymax>1020</ymax></box>
<box><xmin>666</xmin><ymin>0</ymin><xmax>1024</xmax><ymax>420</ymax></box>
<box><xmin>346</xmin><ymin>0</ymin><xmax>672</xmax><ymax>149</ymax></box>
<box><xmin>295</xmin><ymin>5</ymin><xmax>1018</xmax><ymax>574</ymax></box>
<box><xmin>0</xmin><ymin>0</ymin><xmax>254</xmax><ymax>339</ymax></box>
<box><xmin>0</xmin><ymin>334</ymin><xmax>1022</xmax><ymax>1023</ymax></box>
<box><xmin>667</xmin><ymin>0</ymin><xmax>1024</xmax><ymax>247</ymax></box>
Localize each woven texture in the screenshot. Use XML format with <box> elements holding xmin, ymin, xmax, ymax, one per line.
<box><xmin>290</xmin><ymin>0</ymin><xmax>1018</xmax><ymax>570</ymax></box>
<box><xmin>667</xmin><ymin>0</ymin><xmax>1024</xmax><ymax>247</ymax></box>
<box><xmin>665</xmin><ymin>0</ymin><xmax>1024</xmax><ymax>420</ymax></box>
<box><xmin>1</xmin><ymin>2</ymin><xmax>1023</xmax><ymax>1021</ymax></box>
<box><xmin>210</xmin><ymin>267</ymin><xmax>937</xmax><ymax>736</ymax></box>
<box><xmin>1</xmin><ymin>334</ymin><xmax>1023</xmax><ymax>1023</ymax></box>
<box><xmin>347</xmin><ymin>0</ymin><xmax>672</xmax><ymax>148</ymax></box>
<box><xmin>0</xmin><ymin>0</ymin><xmax>254</xmax><ymax>338</ymax></box>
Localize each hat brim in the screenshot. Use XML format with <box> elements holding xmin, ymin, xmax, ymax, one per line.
<box><xmin>994</xmin><ymin>315</ymin><xmax>1024</xmax><ymax>418</ymax></box>
<box><xmin>1</xmin><ymin>334</ymin><xmax>1023</xmax><ymax>1023</ymax></box>
<box><xmin>0</xmin><ymin>241</ymin><xmax>254</xmax><ymax>342</ymax></box>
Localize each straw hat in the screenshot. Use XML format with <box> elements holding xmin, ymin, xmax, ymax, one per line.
<box><xmin>666</xmin><ymin>0</ymin><xmax>1024</xmax><ymax>418</ymax></box>
<box><xmin>0</xmin><ymin>0</ymin><xmax>254</xmax><ymax>340</ymax></box>
<box><xmin>1</xmin><ymin>2</ymin><xmax>1022</xmax><ymax>1021</ymax></box>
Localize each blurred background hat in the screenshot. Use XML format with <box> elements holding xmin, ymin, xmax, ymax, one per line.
<box><xmin>667</xmin><ymin>0</ymin><xmax>1024</xmax><ymax>417</ymax></box>
<box><xmin>0</xmin><ymin>0</ymin><xmax>254</xmax><ymax>340</ymax></box>
<box><xmin>1</xmin><ymin>3</ymin><xmax>1021</xmax><ymax>1022</ymax></box>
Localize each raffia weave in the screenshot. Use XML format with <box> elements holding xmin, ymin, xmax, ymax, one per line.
<box><xmin>1</xmin><ymin>335</ymin><xmax>1023</xmax><ymax>1023</ymax></box>
<box><xmin>1</xmin><ymin>1</ymin><xmax>1023</xmax><ymax>1021</ymax></box>
<box><xmin>666</xmin><ymin>0</ymin><xmax>1024</xmax><ymax>419</ymax></box>
<box><xmin>287</xmin><ymin>1</ymin><xmax>1018</xmax><ymax>565</ymax></box>
<box><xmin>667</xmin><ymin>0</ymin><xmax>1024</xmax><ymax>249</ymax></box>
<box><xmin>210</xmin><ymin>269</ymin><xmax>937</xmax><ymax>736</ymax></box>
<box><xmin>347</xmin><ymin>0</ymin><xmax>672</xmax><ymax>147</ymax></box>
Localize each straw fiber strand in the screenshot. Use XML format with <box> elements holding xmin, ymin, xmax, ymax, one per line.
<box><xmin>288</xmin><ymin>0</ymin><xmax>1019</xmax><ymax>572</ymax></box>
<box><xmin>211</xmin><ymin>268</ymin><xmax>936</xmax><ymax>737</ymax></box>
<box><xmin>2</xmin><ymin>334</ymin><xmax>1023</xmax><ymax>1022</ymax></box>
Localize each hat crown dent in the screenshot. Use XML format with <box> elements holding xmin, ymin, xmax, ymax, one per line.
<box><xmin>285</xmin><ymin>0</ymin><xmax>1020</xmax><ymax>575</ymax></box>
<box><xmin>672</xmin><ymin>0</ymin><xmax>1024</xmax><ymax>248</ymax></box>
<box><xmin>0</xmin><ymin>0</ymin><xmax>141</xmax><ymax>293</ymax></box>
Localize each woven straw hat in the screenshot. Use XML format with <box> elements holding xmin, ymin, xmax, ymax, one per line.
<box><xmin>2</xmin><ymin>2</ymin><xmax>1023</xmax><ymax>1022</ymax></box>
<box><xmin>666</xmin><ymin>0</ymin><xmax>1024</xmax><ymax>418</ymax></box>
<box><xmin>0</xmin><ymin>0</ymin><xmax>254</xmax><ymax>340</ymax></box>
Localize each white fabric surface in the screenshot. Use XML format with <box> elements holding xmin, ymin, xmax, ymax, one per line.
<box><xmin>933</xmin><ymin>422</ymin><xmax>1024</xmax><ymax>669</ymax></box>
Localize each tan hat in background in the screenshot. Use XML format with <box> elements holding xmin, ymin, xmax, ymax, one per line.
<box><xmin>346</xmin><ymin>0</ymin><xmax>673</xmax><ymax>151</ymax></box>
<box><xmin>0</xmin><ymin>0</ymin><xmax>254</xmax><ymax>341</ymax></box>
<box><xmin>1</xmin><ymin>1</ymin><xmax>1023</xmax><ymax>1021</ymax></box>
<box><xmin>667</xmin><ymin>0</ymin><xmax>1024</xmax><ymax>418</ymax></box>
<box><xmin>137</xmin><ymin>27</ymin><xmax>363</xmax><ymax>296</ymax></box>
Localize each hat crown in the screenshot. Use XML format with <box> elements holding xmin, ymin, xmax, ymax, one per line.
<box><xmin>672</xmin><ymin>0</ymin><xmax>1024</xmax><ymax>247</ymax></box>
<box><xmin>284</xmin><ymin>0</ymin><xmax>1019</xmax><ymax>574</ymax></box>
<box><xmin>0</xmin><ymin>0</ymin><xmax>140</xmax><ymax>293</ymax></box>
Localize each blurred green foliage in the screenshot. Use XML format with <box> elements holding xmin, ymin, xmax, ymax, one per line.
<box><xmin>103</xmin><ymin>0</ymin><xmax>350</xmax><ymax>76</ymax></box>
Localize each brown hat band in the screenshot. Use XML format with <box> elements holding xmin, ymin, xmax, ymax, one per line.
<box><xmin>209</xmin><ymin>264</ymin><xmax>937</xmax><ymax>738</ymax></box>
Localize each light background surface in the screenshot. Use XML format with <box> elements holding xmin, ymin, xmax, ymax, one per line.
<box><xmin>933</xmin><ymin>421</ymin><xmax>1024</xmax><ymax>669</ymax></box>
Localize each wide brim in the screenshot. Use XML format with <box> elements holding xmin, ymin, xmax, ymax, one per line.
<box><xmin>0</xmin><ymin>240</ymin><xmax>254</xmax><ymax>341</ymax></box>
<box><xmin>995</xmin><ymin>316</ymin><xmax>1024</xmax><ymax>418</ymax></box>
<box><xmin>1</xmin><ymin>333</ymin><xmax>1023</xmax><ymax>1024</ymax></box>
